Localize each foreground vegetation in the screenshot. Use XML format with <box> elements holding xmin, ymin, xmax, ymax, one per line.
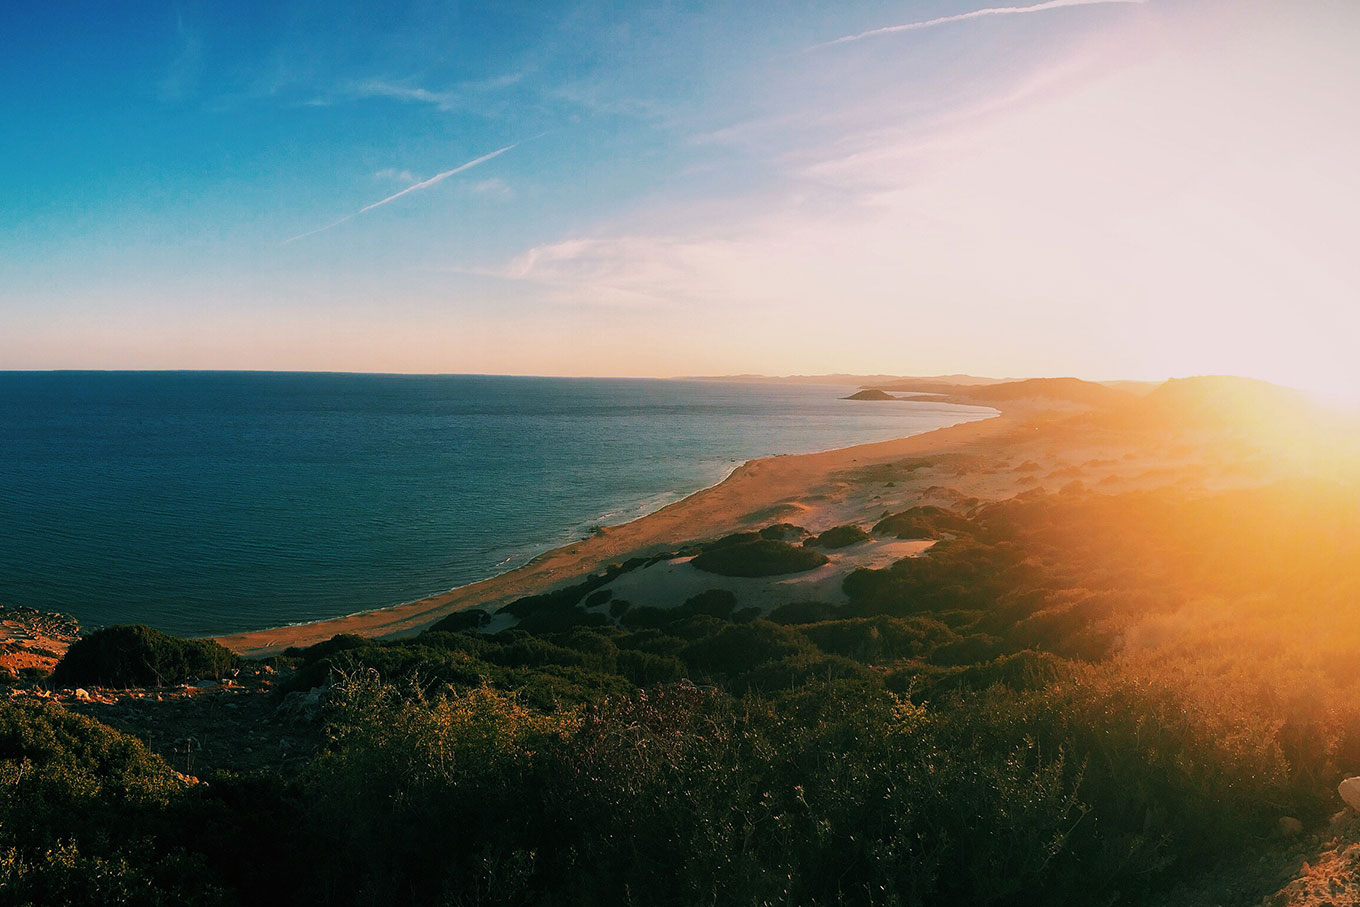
<box><xmin>6</xmin><ymin>475</ymin><xmax>1360</xmax><ymax>905</ymax></box>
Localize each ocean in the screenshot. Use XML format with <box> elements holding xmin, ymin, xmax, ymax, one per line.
<box><xmin>0</xmin><ymin>372</ymin><xmax>994</xmax><ymax>637</ymax></box>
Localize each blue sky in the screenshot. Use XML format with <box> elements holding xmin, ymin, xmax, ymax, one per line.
<box><xmin>3</xmin><ymin>0</ymin><xmax>1357</xmax><ymax>389</ymax></box>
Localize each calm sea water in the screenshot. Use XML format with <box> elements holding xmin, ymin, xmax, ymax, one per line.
<box><xmin>0</xmin><ymin>372</ymin><xmax>994</xmax><ymax>637</ymax></box>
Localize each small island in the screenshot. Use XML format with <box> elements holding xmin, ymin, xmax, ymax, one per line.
<box><xmin>842</xmin><ymin>388</ymin><xmax>900</xmax><ymax>401</ymax></box>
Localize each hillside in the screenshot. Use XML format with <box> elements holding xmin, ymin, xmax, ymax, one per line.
<box><xmin>685</xmin><ymin>373</ymin><xmax>1007</xmax><ymax>387</ymax></box>
<box><xmin>4</xmin><ymin>373</ymin><xmax>1360</xmax><ymax>906</ymax></box>
<box><xmin>889</xmin><ymin>376</ymin><xmax>1136</xmax><ymax>408</ymax></box>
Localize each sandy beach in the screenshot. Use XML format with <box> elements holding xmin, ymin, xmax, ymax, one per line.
<box><xmin>213</xmin><ymin>408</ymin><xmax>1020</xmax><ymax>655</ymax></box>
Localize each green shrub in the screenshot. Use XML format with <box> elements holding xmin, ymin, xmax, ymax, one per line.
<box><xmin>514</xmin><ymin>605</ymin><xmax>609</xmax><ymax>634</ymax></box>
<box><xmin>681</xmin><ymin>589</ymin><xmax>738</xmax><ymax>620</ymax></box>
<box><xmin>51</xmin><ymin>625</ymin><xmax>238</xmax><ymax>689</ymax></box>
<box><xmin>873</xmin><ymin>505</ymin><xmax>967</xmax><ymax>539</ymax></box>
<box><xmin>619</xmin><ymin>605</ymin><xmax>678</xmax><ymax>630</ymax></box>
<box><xmin>705</xmin><ymin>531</ymin><xmax>763</xmax><ymax>550</ymax></box>
<box><xmin>798</xmin><ymin>616</ymin><xmax>953</xmax><ymax>662</ymax></box>
<box><xmin>691</xmin><ymin>540</ymin><xmax>828</xmax><ymax>577</ymax></box>
<box><xmin>767</xmin><ymin>600</ymin><xmax>840</xmax><ymax>624</ymax></box>
<box><xmin>680</xmin><ymin>621</ymin><xmax>816</xmax><ymax>678</ymax></box>
<box><xmin>616</xmin><ymin>649</ymin><xmax>687</xmax><ymax>685</ymax></box>
<box><xmin>759</xmin><ymin>523</ymin><xmax>807</xmax><ymax>541</ymax></box>
<box><xmin>806</xmin><ymin>524</ymin><xmax>871</xmax><ymax>549</ymax></box>
<box><xmin>427</xmin><ymin>609</ymin><xmax>490</xmax><ymax>633</ymax></box>
<box><xmin>0</xmin><ymin>700</ymin><xmax>226</xmax><ymax>906</ymax></box>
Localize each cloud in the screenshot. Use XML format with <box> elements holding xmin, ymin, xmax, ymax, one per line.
<box><xmin>465</xmin><ymin>4</ymin><xmax>1360</xmax><ymax>384</ymax></box>
<box><xmin>352</xmin><ymin>79</ymin><xmax>446</xmax><ymax>105</ymax></box>
<box><xmin>464</xmin><ymin>177</ymin><xmax>512</xmax><ymax>197</ymax></box>
<box><xmin>282</xmin><ymin>143</ymin><xmax>519</xmax><ymax>245</ymax></box>
<box><xmin>816</xmin><ymin>0</ymin><xmax>1147</xmax><ymax>48</ymax></box>
<box><xmin>347</xmin><ymin>73</ymin><xmax>525</xmax><ymax>112</ymax></box>
<box><xmin>374</xmin><ymin>168</ymin><xmax>418</xmax><ymax>183</ymax></box>
<box><xmin>158</xmin><ymin>13</ymin><xmax>204</xmax><ymax>102</ymax></box>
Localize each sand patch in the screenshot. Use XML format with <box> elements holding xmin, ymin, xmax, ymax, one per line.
<box><xmin>594</xmin><ymin>538</ymin><xmax>935</xmax><ymax>614</ymax></box>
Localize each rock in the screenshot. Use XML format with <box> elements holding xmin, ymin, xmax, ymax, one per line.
<box><xmin>73</xmin><ymin>688</ymin><xmax>92</xmax><ymax>701</ymax></box>
<box><xmin>1339</xmin><ymin>777</ymin><xmax>1360</xmax><ymax>809</ymax></box>
<box><xmin>1278</xmin><ymin>816</ymin><xmax>1303</xmax><ymax>837</ymax></box>
<box><xmin>276</xmin><ymin>687</ymin><xmax>325</xmax><ymax>722</ymax></box>
<box><xmin>195</xmin><ymin>679</ymin><xmax>219</xmax><ymax>689</ymax></box>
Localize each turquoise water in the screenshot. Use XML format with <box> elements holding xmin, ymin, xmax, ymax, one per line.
<box><xmin>0</xmin><ymin>372</ymin><xmax>994</xmax><ymax>636</ymax></box>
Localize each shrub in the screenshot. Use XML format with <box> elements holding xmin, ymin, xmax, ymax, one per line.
<box><xmin>427</xmin><ymin>609</ymin><xmax>490</xmax><ymax>633</ymax></box>
<box><xmin>619</xmin><ymin>605</ymin><xmax>678</xmax><ymax>630</ymax></box>
<box><xmin>514</xmin><ymin>605</ymin><xmax>609</xmax><ymax>635</ymax></box>
<box><xmin>681</xmin><ymin>589</ymin><xmax>738</xmax><ymax>620</ymax></box>
<box><xmin>767</xmin><ymin>600</ymin><xmax>840</xmax><ymax>624</ymax></box>
<box><xmin>691</xmin><ymin>540</ymin><xmax>828</xmax><ymax>577</ymax></box>
<box><xmin>285</xmin><ymin>633</ymin><xmax>374</xmax><ymax>661</ymax></box>
<box><xmin>616</xmin><ymin>649</ymin><xmax>686</xmax><ymax>685</ymax></box>
<box><xmin>806</xmin><ymin>524</ymin><xmax>871</xmax><ymax>549</ymax></box>
<box><xmin>705</xmin><ymin>531</ymin><xmax>763</xmax><ymax>550</ymax></box>
<box><xmin>584</xmin><ymin>589</ymin><xmax>613</xmax><ymax>607</ymax></box>
<box><xmin>680</xmin><ymin>621</ymin><xmax>816</xmax><ymax>677</ymax></box>
<box><xmin>0</xmin><ymin>700</ymin><xmax>225</xmax><ymax>905</ymax></box>
<box><xmin>51</xmin><ymin>625</ymin><xmax>238</xmax><ymax>689</ymax></box>
<box><xmin>873</xmin><ymin>505</ymin><xmax>968</xmax><ymax>539</ymax></box>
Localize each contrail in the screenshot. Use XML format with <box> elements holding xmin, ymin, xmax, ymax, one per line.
<box><xmin>282</xmin><ymin>142</ymin><xmax>518</xmax><ymax>245</ymax></box>
<box><xmin>816</xmin><ymin>0</ymin><xmax>1146</xmax><ymax>48</ymax></box>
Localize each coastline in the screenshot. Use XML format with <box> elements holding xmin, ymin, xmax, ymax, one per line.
<box><xmin>214</xmin><ymin>405</ymin><xmax>1010</xmax><ymax>657</ymax></box>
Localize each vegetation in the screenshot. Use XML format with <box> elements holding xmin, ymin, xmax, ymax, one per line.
<box><xmin>9</xmin><ymin>479</ymin><xmax>1360</xmax><ymax>904</ymax></box>
<box><xmin>51</xmin><ymin>625</ymin><xmax>237</xmax><ymax>689</ymax></box>
<box><xmin>691</xmin><ymin>538</ymin><xmax>829</xmax><ymax>576</ymax></box>
<box><xmin>0</xmin><ymin>700</ymin><xmax>225</xmax><ymax>905</ymax></box>
<box><xmin>426</xmin><ymin>608</ymin><xmax>490</xmax><ymax>633</ymax></box>
<box><xmin>805</xmin><ymin>523</ymin><xmax>871</xmax><ymax>548</ymax></box>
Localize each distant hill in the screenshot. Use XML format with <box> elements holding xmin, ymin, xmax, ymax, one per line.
<box><xmin>1099</xmin><ymin>380</ymin><xmax>1163</xmax><ymax>396</ymax></box>
<box><xmin>682</xmin><ymin>374</ymin><xmax>1007</xmax><ymax>387</ymax></box>
<box><xmin>842</xmin><ymin>389</ymin><xmax>900</xmax><ymax>401</ymax></box>
<box><xmin>890</xmin><ymin>377</ymin><xmax>1135</xmax><ymax>408</ymax></box>
<box><xmin>1141</xmin><ymin>376</ymin><xmax>1313</xmax><ymax>428</ymax></box>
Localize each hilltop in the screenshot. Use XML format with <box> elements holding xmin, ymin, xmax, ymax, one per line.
<box><xmin>887</xmin><ymin>375</ymin><xmax>1136</xmax><ymax>409</ymax></box>
<box><xmin>682</xmin><ymin>373</ymin><xmax>1007</xmax><ymax>387</ymax></box>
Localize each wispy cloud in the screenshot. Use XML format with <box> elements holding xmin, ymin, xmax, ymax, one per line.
<box><xmin>374</xmin><ymin>168</ymin><xmax>418</xmax><ymax>183</ymax></box>
<box><xmin>816</xmin><ymin>0</ymin><xmax>1147</xmax><ymax>48</ymax></box>
<box><xmin>158</xmin><ymin>12</ymin><xmax>204</xmax><ymax>102</ymax></box>
<box><xmin>347</xmin><ymin>73</ymin><xmax>525</xmax><ymax>112</ymax></box>
<box><xmin>465</xmin><ymin>177</ymin><xmax>512</xmax><ymax>198</ymax></box>
<box><xmin>282</xmin><ymin>143</ymin><xmax>519</xmax><ymax>245</ymax></box>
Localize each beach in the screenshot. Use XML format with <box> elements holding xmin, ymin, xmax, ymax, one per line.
<box><xmin>212</xmin><ymin>410</ymin><xmax>1009</xmax><ymax>654</ymax></box>
<box><xmin>215</xmin><ymin>393</ymin><xmax>1263</xmax><ymax>657</ymax></box>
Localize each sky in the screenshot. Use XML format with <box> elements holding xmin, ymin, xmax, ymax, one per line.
<box><xmin>2</xmin><ymin>0</ymin><xmax>1357</xmax><ymax>390</ymax></box>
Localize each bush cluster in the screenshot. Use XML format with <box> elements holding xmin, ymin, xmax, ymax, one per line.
<box><xmin>691</xmin><ymin>538</ymin><xmax>829</xmax><ymax>577</ymax></box>
<box><xmin>51</xmin><ymin>625</ymin><xmax>237</xmax><ymax>689</ymax></box>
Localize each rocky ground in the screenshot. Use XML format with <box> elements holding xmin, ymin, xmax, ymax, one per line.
<box><xmin>1260</xmin><ymin>810</ymin><xmax>1360</xmax><ymax>907</ymax></box>
<box><xmin>2</xmin><ymin>601</ymin><xmax>324</xmax><ymax>777</ymax></box>
<box><xmin>0</xmin><ymin>603</ymin><xmax>80</xmax><ymax>678</ymax></box>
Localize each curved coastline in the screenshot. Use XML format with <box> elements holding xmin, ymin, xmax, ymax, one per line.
<box><xmin>214</xmin><ymin>404</ymin><xmax>1006</xmax><ymax>657</ymax></box>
